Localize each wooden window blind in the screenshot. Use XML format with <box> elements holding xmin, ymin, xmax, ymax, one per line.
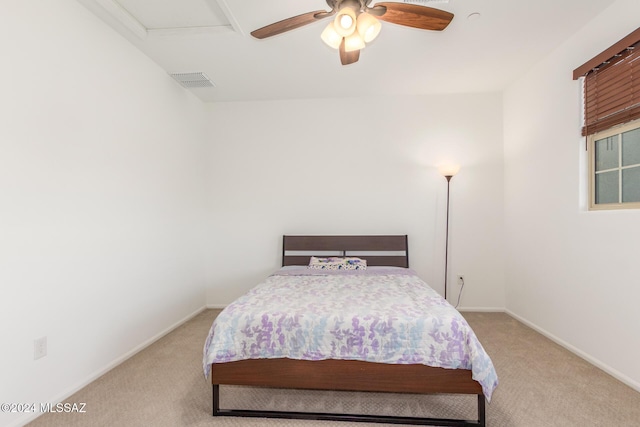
<box><xmin>573</xmin><ymin>28</ymin><xmax>640</xmax><ymax>136</ymax></box>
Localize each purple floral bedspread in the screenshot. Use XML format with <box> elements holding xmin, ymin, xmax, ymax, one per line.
<box><xmin>202</xmin><ymin>267</ymin><xmax>498</xmax><ymax>400</ymax></box>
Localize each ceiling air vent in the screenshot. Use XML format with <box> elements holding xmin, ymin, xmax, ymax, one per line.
<box><xmin>170</xmin><ymin>72</ymin><xmax>215</xmax><ymax>88</ymax></box>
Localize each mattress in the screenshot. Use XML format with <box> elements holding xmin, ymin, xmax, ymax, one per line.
<box><xmin>203</xmin><ymin>266</ymin><xmax>498</xmax><ymax>400</ymax></box>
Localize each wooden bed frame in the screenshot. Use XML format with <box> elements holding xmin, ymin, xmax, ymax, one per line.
<box><xmin>211</xmin><ymin>235</ymin><xmax>486</xmax><ymax>426</ymax></box>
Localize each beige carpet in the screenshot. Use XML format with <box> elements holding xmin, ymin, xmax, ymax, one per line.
<box><xmin>27</xmin><ymin>310</ymin><xmax>640</xmax><ymax>427</ymax></box>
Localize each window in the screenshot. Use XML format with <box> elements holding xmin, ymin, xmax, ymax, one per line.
<box><xmin>574</xmin><ymin>27</ymin><xmax>640</xmax><ymax>210</ymax></box>
<box><xmin>589</xmin><ymin>119</ymin><xmax>640</xmax><ymax>209</ymax></box>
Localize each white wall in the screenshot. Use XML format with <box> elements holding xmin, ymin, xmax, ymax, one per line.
<box><xmin>205</xmin><ymin>94</ymin><xmax>505</xmax><ymax>310</ymax></box>
<box><xmin>0</xmin><ymin>2</ymin><xmax>208</xmax><ymax>426</ymax></box>
<box><xmin>503</xmin><ymin>0</ymin><xmax>640</xmax><ymax>390</ymax></box>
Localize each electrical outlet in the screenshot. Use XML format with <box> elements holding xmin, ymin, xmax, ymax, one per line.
<box><xmin>34</xmin><ymin>336</ymin><xmax>47</xmax><ymax>360</ymax></box>
<box><xmin>457</xmin><ymin>275</ymin><xmax>465</xmax><ymax>286</ymax></box>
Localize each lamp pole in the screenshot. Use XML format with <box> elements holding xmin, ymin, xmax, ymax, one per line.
<box><xmin>444</xmin><ymin>175</ymin><xmax>452</xmax><ymax>300</ymax></box>
<box><xmin>438</xmin><ymin>164</ymin><xmax>459</xmax><ymax>301</ymax></box>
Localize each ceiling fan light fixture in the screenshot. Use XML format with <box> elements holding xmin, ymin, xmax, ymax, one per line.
<box><xmin>250</xmin><ymin>0</ymin><xmax>455</xmax><ymax>66</ymax></box>
<box><xmin>344</xmin><ymin>31</ymin><xmax>365</xmax><ymax>52</ymax></box>
<box><xmin>357</xmin><ymin>12</ymin><xmax>381</xmax><ymax>43</ymax></box>
<box><xmin>334</xmin><ymin>7</ymin><xmax>357</xmax><ymax>37</ymax></box>
<box><xmin>321</xmin><ymin>22</ymin><xmax>343</xmax><ymax>49</ymax></box>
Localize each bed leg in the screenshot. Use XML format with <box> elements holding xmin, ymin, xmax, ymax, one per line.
<box><xmin>477</xmin><ymin>394</ymin><xmax>486</xmax><ymax>426</ymax></box>
<box><xmin>212</xmin><ymin>384</ymin><xmax>220</xmax><ymax>416</ymax></box>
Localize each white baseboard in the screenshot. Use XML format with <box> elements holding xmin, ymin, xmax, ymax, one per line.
<box><xmin>10</xmin><ymin>305</ymin><xmax>207</xmax><ymax>427</ymax></box>
<box><xmin>457</xmin><ymin>307</ymin><xmax>506</xmax><ymax>312</ymax></box>
<box><xmin>505</xmin><ymin>309</ymin><xmax>640</xmax><ymax>393</ymax></box>
<box><xmin>206</xmin><ymin>303</ymin><xmax>227</xmax><ymax>309</ymax></box>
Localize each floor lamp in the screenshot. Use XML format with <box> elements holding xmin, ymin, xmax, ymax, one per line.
<box><xmin>439</xmin><ymin>165</ymin><xmax>460</xmax><ymax>300</ymax></box>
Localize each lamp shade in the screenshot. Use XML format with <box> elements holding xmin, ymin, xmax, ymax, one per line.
<box><xmin>344</xmin><ymin>31</ymin><xmax>365</xmax><ymax>52</ymax></box>
<box><xmin>357</xmin><ymin>12</ymin><xmax>381</xmax><ymax>43</ymax></box>
<box><xmin>334</xmin><ymin>7</ymin><xmax>357</xmax><ymax>37</ymax></box>
<box><xmin>321</xmin><ymin>22</ymin><xmax>342</xmax><ymax>49</ymax></box>
<box><xmin>438</xmin><ymin>165</ymin><xmax>461</xmax><ymax>177</ymax></box>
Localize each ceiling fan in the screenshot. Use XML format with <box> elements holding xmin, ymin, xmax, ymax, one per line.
<box><xmin>250</xmin><ymin>0</ymin><xmax>454</xmax><ymax>65</ymax></box>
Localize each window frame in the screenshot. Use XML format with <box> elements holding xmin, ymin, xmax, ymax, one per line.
<box><xmin>588</xmin><ymin>118</ymin><xmax>640</xmax><ymax>211</ymax></box>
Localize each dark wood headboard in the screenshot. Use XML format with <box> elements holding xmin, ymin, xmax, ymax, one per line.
<box><xmin>282</xmin><ymin>235</ymin><xmax>408</xmax><ymax>268</ymax></box>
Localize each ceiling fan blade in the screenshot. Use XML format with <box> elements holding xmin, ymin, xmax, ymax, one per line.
<box><xmin>339</xmin><ymin>39</ymin><xmax>360</xmax><ymax>65</ymax></box>
<box><xmin>373</xmin><ymin>2</ymin><xmax>453</xmax><ymax>31</ymax></box>
<box><xmin>251</xmin><ymin>10</ymin><xmax>333</xmax><ymax>39</ymax></box>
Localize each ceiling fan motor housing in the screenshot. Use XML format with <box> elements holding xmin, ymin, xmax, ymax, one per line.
<box><xmin>327</xmin><ymin>0</ymin><xmax>372</xmax><ymax>12</ymax></box>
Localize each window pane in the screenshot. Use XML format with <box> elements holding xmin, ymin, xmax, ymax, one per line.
<box><xmin>622</xmin><ymin>166</ymin><xmax>640</xmax><ymax>203</ymax></box>
<box><xmin>595</xmin><ymin>136</ymin><xmax>618</xmax><ymax>171</ymax></box>
<box><xmin>622</xmin><ymin>127</ymin><xmax>640</xmax><ymax>167</ymax></box>
<box><xmin>595</xmin><ymin>170</ymin><xmax>619</xmax><ymax>204</ymax></box>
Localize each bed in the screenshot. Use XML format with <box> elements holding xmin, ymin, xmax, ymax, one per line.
<box><xmin>203</xmin><ymin>235</ymin><xmax>497</xmax><ymax>426</ymax></box>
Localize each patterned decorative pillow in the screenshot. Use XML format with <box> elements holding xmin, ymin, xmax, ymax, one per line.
<box><xmin>343</xmin><ymin>257</ymin><xmax>367</xmax><ymax>270</ymax></box>
<box><xmin>308</xmin><ymin>256</ymin><xmax>346</xmax><ymax>270</ymax></box>
<box><xmin>307</xmin><ymin>256</ymin><xmax>367</xmax><ymax>270</ymax></box>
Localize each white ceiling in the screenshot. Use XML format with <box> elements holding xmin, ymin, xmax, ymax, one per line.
<box><xmin>77</xmin><ymin>0</ymin><xmax>616</xmax><ymax>103</ymax></box>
